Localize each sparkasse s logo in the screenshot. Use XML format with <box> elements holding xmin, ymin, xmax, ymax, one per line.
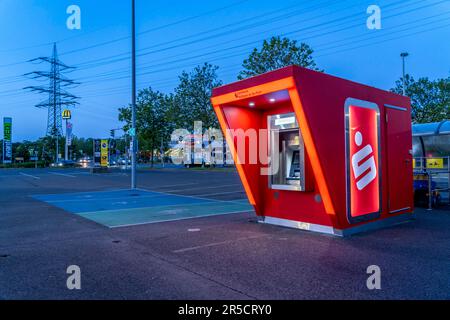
<box><xmin>346</xmin><ymin>100</ymin><xmax>380</xmax><ymax>220</ymax></box>
<box><xmin>351</xmin><ymin>131</ymin><xmax>377</xmax><ymax>191</ymax></box>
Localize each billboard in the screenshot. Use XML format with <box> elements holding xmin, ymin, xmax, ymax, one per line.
<box><xmin>3</xmin><ymin>117</ymin><xmax>12</xmax><ymax>164</ymax></box>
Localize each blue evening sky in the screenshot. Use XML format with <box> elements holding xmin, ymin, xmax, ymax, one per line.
<box><xmin>0</xmin><ymin>0</ymin><xmax>449</xmax><ymax>141</ymax></box>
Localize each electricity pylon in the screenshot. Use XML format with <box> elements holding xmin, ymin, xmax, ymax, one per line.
<box><xmin>24</xmin><ymin>43</ymin><xmax>79</xmax><ymax>162</ymax></box>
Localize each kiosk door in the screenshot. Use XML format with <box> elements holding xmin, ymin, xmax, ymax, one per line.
<box><xmin>386</xmin><ymin>106</ymin><xmax>413</xmax><ymax>214</ymax></box>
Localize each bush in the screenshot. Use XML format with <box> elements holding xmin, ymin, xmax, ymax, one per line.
<box><xmin>0</xmin><ymin>161</ymin><xmax>46</xmax><ymax>169</ymax></box>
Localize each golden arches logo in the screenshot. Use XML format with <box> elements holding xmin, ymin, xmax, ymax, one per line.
<box><xmin>62</xmin><ymin>110</ymin><xmax>72</xmax><ymax>120</ymax></box>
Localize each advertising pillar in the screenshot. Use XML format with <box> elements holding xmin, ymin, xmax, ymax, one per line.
<box><xmin>94</xmin><ymin>139</ymin><xmax>101</xmax><ymax>166</ymax></box>
<box><xmin>62</xmin><ymin>110</ymin><xmax>72</xmax><ymax>161</ymax></box>
<box><xmin>101</xmin><ymin>139</ymin><xmax>109</xmax><ymax>167</ymax></box>
<box><xmin>3</xmin><ymin>117</ymin><xmax>12</xmax><ymax>164</ymax></box>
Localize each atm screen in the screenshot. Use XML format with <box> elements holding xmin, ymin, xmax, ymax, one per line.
<box><xmin>288</xmin><ymin>150</ymin><xmax>300</xmax><ymax>180</ymax></box>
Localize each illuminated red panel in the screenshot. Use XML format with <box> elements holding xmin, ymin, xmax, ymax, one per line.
<box><xmin>348</xmin><ymin>104</ymin><xmax>380</xmax><ymax>218</ymax></box>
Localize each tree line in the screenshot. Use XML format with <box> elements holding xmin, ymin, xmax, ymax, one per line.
<box><xmin>4</xmin><ymin>36</ymin><xmax>449</xmax><ymax>164</ymax></box>
<box><xmin>118</xmin><ymin>36</ymin><xmax>450</xmax><ymax>164</ymax></box>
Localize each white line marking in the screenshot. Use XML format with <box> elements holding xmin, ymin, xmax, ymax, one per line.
<box><xmin>78</xmin><ymin>200</ymin><xmax>252</xmax><ymax>216</ymax></box>
<box><xmin>160</xmin><ymin>183</ymin><xmax>241</xmax><ymax>193</ymax></box>
<box><xmin>154</xmin><ymin>183</ymin><xmax>199</xmax><ymax>188</ymax></box>
<box><xmin>33</xmin><ymin>188</ymin><xmax>248</xmax><ymax>206</ymax></box>
<box><xmin>187</xmin><ymin>190</ymin><xmax>246</xmax><ymax>197</ymax></box>
<box><xmin>173</xmin><ymin>235</ymin><xmax>267</xmax><ymax>253</ymax></box>
<box><xmin>19</xmin><ymin>172</ymin><xmax>40</xmax><ymax>180</ymax></box>
<box><xmin>49</xmin><ymin>172</ymin><xmax>76</xmax><ymax>178</ymax></box>
<box><xmin>39</xmin><ymin>193</ymin><xmax>180</xmax><ymax>203</ymax></box>
<box><xmin>135</xmin><ymin>187</ymin><xmax>246</xmax><ymax>205</ymax></box>
<box><xmin>108</xmin><ymin>210</ymin><xmax>253</xmax><ymax>229</ymax></box>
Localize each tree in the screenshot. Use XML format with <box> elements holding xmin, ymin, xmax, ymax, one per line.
<box><xmin>391</xmin><ymin>75</ymin><xmax>450</xmax><ymax>123</ymax></box>
<box><xmin>172</xmin><ymin>63</ymin><xmax>222</xmax><ymax>131</ymax></box>
<box><xmin>118</xmin><ymin>87</ymin><xmax>171</xmax><ymax>165</ymax></box>
<box><xmin>70</xmin><ymin>137</ymin><xmax>94</xmax><ymax>158</ymax></box>
<box><xmin>13</xmin><ymin>141</ymin><xmax>32</xmax><ymax>161</ymax></box>
<box><xmin>238</xmin><ymin>36</ymin><xmax>321</xmax><ymax>80</ymax></box>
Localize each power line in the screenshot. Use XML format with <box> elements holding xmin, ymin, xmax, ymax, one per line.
<box><xmin>0</xmin><ymin>0</ymin><xmax>346</xmax><ymax>89</ymax></box>
<box><xmin>71</xmin><ymin>0</ymin><xmax>439</xmax><ymax>85</ymax></box>
<box><xmin>0</xmin><ymin>0</ymin><xmax>447</xmax><ymax>100</ymax></box>
<box><xmin>74</xmin><ymin>0</ymin><xmax>339</xmax><ymax>69</ymax></box>
<box><xmin>0</xmin><ymin>0</ymin><xmax>422</xmax><ymax>82</ymax></box>
<box><xmin>72</xmin><ymin>0</ymin><xmax>411</xmax><ymax>82</ymax></box>
<box><xmin>0</xmin><ymin>0</ymin><xmax>252</xmax><ymax>68</ymax></box>
<box><xmin>59</xmin><ymin>0</ymin><xmax>253</xmax><ymax>57</ymax></box>
<box><xmin>70</xmin><ymin>7</ymin><xmax>450</xmax><ymax>98</ymax></box>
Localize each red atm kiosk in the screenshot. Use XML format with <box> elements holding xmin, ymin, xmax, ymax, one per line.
<box><xmin>211</xmin><ymin>66</ymin><xmax>413</xmax><ymax>236</ymax></box>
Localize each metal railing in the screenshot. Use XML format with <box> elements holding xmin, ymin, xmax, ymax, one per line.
<box><xmin>413</xmin><ymin>156</ymin><xmax>450</xmax><ymax>210</ymax></box>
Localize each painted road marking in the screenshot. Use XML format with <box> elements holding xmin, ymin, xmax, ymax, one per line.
<box><xmin>163</xmin><ymin>183</ymin><xmax>241</xmax><ymax>193</ymax></box>
<box><xmin>172</xmin><ymin>235</ymin><xmax>267</xmax><ymax>253</ymax></box>
<box><xmin>182</xmin><ymin>190</ymin><xmax>246</xmax><ymax>197</ymax></box>
<box><xmin>32</xmin><ymin>189</ymin><xmax>253</xmax><ymax>228</ymax></box>
<box><xmin>135</xmin><ymin>187</ymin><xmax>247</xmax><ymax>205</ymax></box>
<box><xmin>154</xmin><ymin>183</ymin><xmax>199</xmax><ymax>189</ymax></box>
<box><xmin>50</xmin><ymin>172</ymin><xmax>76</xmax><ymax>178</ymax></box>
<box><xmin>19</xmin><ymin>172</ymin><xmax>40</xmax><ymax>180</ymax></box>
<box><xmin>108</xmin><ymin>209</ymin><xmax>252</xmax><ymax>228</ymax></box>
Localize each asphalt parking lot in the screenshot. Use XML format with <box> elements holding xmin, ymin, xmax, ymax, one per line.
<box><xmin>1</xmin><ymin>167</ymin><xmax>450</xmax><ymax>300</ymax></box>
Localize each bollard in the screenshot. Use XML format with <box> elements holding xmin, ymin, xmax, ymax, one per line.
<box><xmin>428</xmin><ymin>172</ymin><xmax>433</xmax><ymax>211</ymax></box>
<box><xmin>448</xmin><ymin>156</ymin><xmax>450</xmax><ymax>205</ymax></box>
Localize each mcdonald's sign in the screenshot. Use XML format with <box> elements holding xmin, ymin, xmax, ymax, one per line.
<box><xmin>62</xmin><ymin>109</ymin><xmax>72</xmax><ymax>120</ymax></box>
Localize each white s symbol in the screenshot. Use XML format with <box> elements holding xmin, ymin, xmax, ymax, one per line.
<box><xmin>352</xmin><ymin>131</ymin><xmax>377</xmax><ymax>190</ymax></box>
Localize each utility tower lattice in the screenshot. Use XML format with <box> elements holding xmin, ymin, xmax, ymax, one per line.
<box><xmin>24</xmin><ymin>43</ymin><xmax>80</xmax><ymax>137</ymax></box>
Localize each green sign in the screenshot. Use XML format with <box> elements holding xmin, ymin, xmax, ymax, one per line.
<box><xmin>3</xmin><ymin>117</ymin><xmax>12</xmax><ymax>164</ymax></box>
<box><xmin>4</xmin><ymin>121</ymin><xmax>11</xmax><ymax>141</ymax></box>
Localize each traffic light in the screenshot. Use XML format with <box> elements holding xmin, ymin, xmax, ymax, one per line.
<box><xmin>110</xmin><ymin>129</ymin><xmax>115</xmax><ymax>138</ymax></box>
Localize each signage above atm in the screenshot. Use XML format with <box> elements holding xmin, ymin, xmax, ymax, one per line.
<box><xmin>211</xmin><ymin>77</ymin><xmax>295</xmax><ymax>105</ymax></box>
<box><xmin>234</xmin><ymin>89</ymin><xmax>263</xmax><ymax>99</ymax></box>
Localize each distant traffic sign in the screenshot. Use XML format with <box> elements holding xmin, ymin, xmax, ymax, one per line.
<box><xmin>128</xmin><ymin>128</ymin><xmax>136</xmax><ymax>137</ymax></box>
<box><xmin>426</xmin><ymin>158</ymin><xmax>444</xmax><ymax>169</ymax></box>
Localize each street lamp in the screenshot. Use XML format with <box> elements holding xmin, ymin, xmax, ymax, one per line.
<box><xmin>400</xmin><ymin>52</ymin><xmax>409</xmax><ymax>96</ymax></box>
<box><xmin>131</xmin><ymin>0</ymin><xmax>137</xmax><ymax>189</ymax></box>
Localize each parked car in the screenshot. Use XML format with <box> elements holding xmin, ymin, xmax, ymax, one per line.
<box><xmin>118</xmin><ymin>157</ymin><xmax>131</xmax><ymax>165</ymax></box>
<box><xmin>77</xmin><ymin>157</ymin><xmax>93</xmax><ymax>168</ymax></box>
<box><xmin>50</xmin><ymin>160</ymin><xmax>76</xmax><ymax>168</ymax></box>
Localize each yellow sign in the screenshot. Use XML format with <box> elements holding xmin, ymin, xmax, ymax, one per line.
<box><xmin>100</xmin><ymin>139</ymin><xmax>109</xmax><ymax>167</ymax></box>
<box><xmin>413</xmin><ymin>158</ymin><xmax>416</xmax><ymax>168</ymax></box>
<box><xmin>426</xmin><ymin>158</ymin><xmax>444</xmax><ymax>169</ymax></box>
<box><xmin>62</xmin><ymin>109</ymin><xmax>72</xmax><ymax>120</ymax></box>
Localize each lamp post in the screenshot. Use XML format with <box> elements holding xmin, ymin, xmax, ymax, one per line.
<box><xmin>400</xmin><ymin>52</ymin><xmax>409</xmax><ymax>96</ymax></box>
<box><xmin>131</xmin><ymin>0</ymin><xmax>137</xmax><ymax>189</ymax></box>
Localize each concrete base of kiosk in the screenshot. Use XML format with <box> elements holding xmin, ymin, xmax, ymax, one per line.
<box><xmin>259</xmin><ymin>213</ymin><xmax>415</xmax><ymax>237</ymax></box>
